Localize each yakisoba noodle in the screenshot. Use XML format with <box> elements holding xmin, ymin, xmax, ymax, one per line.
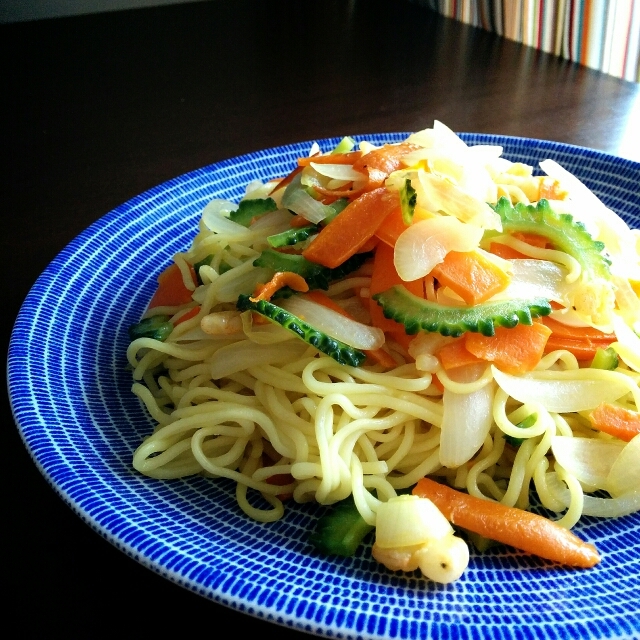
<box><xmin>127</xmin><ymin>121</ymin><xmax>640</xmax><ymax>581</ymax></box>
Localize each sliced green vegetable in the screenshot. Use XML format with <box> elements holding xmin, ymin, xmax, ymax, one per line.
<box><xmin>372</xmin><ymin>285</ymin><xmax>551</xmax><ymax>337</ymax></box>
<box><xmin>253</xmin><ymin>248</ymin><xmax>372</xmax><ymax>295</ymax></box>
<box><xmin>128</xmin><ymin>315</ymin><xmax>173</xmax><ymax>342</ymax></box>
<box><xmin>236</xmin><ymin>294</ymin><xmax>366</xmax><ymax>366</ymax></box>
<box><xmin>193</xmin><ymin>254</ymin><xmax>213</xmax><ymax>285</ymax></box>
<box><xmin>267</xmin><ymin>224</ymin><xmax>318</xmax><ymax>248</ymax></box>
<box><xmin>488</xmin><ymin>197</ymin><xmax>611</xmax><ymax>280</ymax></box>
<box><xmin>228</xmin><ymin>197</ymin><xmax>278</xmax><ymax>227</ymax></box>
<box><xmin>330</xmin><ymin>136</ymin><xmax>356</xmax><ymax>154</ymax></box>
<box><xmin>504</xmin><ymin>413</ymin><xmax>538</xmax><ymax>447</ymax></box>
<box><xmin>400</xmin><ymin>178</ymin><xmax>417</xmax><ymax>225</ymax></box>
<box><xmin>308</xmin><ymin>496</ymin><xmax>374</xmax><ymax>556</ymax></box>
<box><xmin>590</xmin><ymin>346</ymin><xmax>619</xmax><ymax>370</ymax></box>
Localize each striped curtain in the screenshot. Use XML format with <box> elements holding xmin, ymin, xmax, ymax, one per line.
<box><xmin>412</xmin><ymin>0</ymin><xmax>640</xmax><ymax>83</ymax></box>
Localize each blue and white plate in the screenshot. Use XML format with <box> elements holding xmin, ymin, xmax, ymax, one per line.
<box><xmin>8</xmin><ymin>134</ymin><xmax>640</xmax><ymax>639</ymax></box>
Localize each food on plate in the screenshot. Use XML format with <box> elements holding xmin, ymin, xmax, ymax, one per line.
<box><xmin>126</xmin><ymin>121</ymin><xmax>640</xmax><ymax>583</ymax></box>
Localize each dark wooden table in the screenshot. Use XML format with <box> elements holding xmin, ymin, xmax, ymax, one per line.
<box><xmin>3</xmin><ymin>0</ymin><xmax>639</xmax><ymax>636</ymax></box>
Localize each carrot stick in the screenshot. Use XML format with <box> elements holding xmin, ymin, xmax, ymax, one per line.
<box><xmin>541</xmin><ymin>317</ymin><xmax>616</xmax><ymax>360</ymax></box>
<box><xmin>488</xmin><ymin>242</ymin><xmax>529</xmax><ymax>260</ymax></box>
<box><xmin>588</xmin><ymin>402</ymin><xmax>640</xmax><ymax>442</ymax></box>
<box><xmin>297</xmin><ymin>151</ymin><xmax>362</xmax><ymax>166</ymax></box>
<box><xmin>368</xmin><ymin>242</ymin><xmax>425</xmax><ymax>334</ymax></box>
<box><xmin>303</xmin><ymin>290</ymin><xmax>397</xmax><ymax>369</ymax></box>
<box><xmin>436</xmin><ymin>338</ymin><xmax>483</xmax><ymax>371</ymax></box>
<box><xmin>374</xmin><ymin>206</ymin><xmax>432</xmax><ymax>247</ymax></box>
<box><xmin>430</xmin><ymin>250</ymin><xmax>511</xmax><ymax>305</ymax></box>
<box><xmin>352</xmin><ymin>143</ymin><xmax>419</xmax><ymax>190</ymax></box>
<box><xmin>251</xmin><ymin>271</ymin><xmax>309</xmax><ymax>301</ymax></box>
<box><xmin>148</xmin><ymin>262</ymin><xmax>196</xmax><ymax>308</ymax></box>
<box><xmin>302</xmin><ymin>188</ymin><xmax>400</xmax><ymax>269</ymax></box>
<box><xmin>464</xmin><ymin>322</ymin><xmax>552</xmax><ymax>374</ymax></box>
<box><xmin>512</xmin><ymin>232</ymin><xmax>550</xmax><ymax>248</ymax></box>
<box><xmin>413</xmin><ymin>478</ymin><xmax>600</xmax><ymax>568</ymax></box>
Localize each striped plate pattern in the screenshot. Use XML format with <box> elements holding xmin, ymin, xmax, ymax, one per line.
<box><xmin>7</xmin><ymin>134</ymin><xmax>640</xmax><ymax>640</ymax></box>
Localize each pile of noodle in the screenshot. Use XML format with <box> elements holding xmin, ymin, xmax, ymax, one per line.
<box><xmin>127</xmin><ymin>124</ymin><xmax>640</xmax><ymax>534</ymax></box>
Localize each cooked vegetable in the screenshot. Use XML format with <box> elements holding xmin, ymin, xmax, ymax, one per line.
<box><xmin>308</xmin><ymin>496</ymin><xmax>374</xmax><ymax>556</ymax></box>
<box><xmin>303</xmin><ymin>290</ymin><xmax>396</xmax><ymax>368</ymax></box>
<box><xmin>373</xmin><ymin>285</ymin><xmax>551</xmax><ymax>337</ymax></box>
<box><xmin>588</xmin><ymin>403</ymin><xmax>640</xmax><ymax>442</ymax></box>
<box><xmin>253</xmin><ymin>248</ymin><xmax>371</xmax><ymax>295</ymax></box>
<box><xmin>464</xmin><ymin>321</ymin><xmax>552</xmax><ymax>374</ymax></box>
<box><xmin>590</xmin><ymin>346</ymin><xmax>619</xmax><ymax>370</ymax></box>
<box><xmin>251</xmin><ymin>271</ymin><xmax>309</xmax><ymax>301</ymax></box>
<box><xmin>302</xmin><ymin>187</ymin><xmax>400</xmax><ymax>268</ymax></box>
<box><xmin>228</xmin><ymin>197</ymin><xmax>278</xmax><ymax>226</ymax></box>
<box><xmin>236</xmin><ymin>294</ymin><xmax>366</xmax><ymax>366</ymax></box>
<box><xmin>399</xmin><ymin>178</ymin><xmax>417</xmax><ymax>225</ymax></box>
<box><xmin>128</xmin><ymin>314</ymin><xmax>173</xmax><ymax>341</ymax></box>
<box><xmin>488</xmin><ymin>197</ymin><xmax>615</xmax><ymax>325</ymax></box>
<box><xmin>267</xmin><ymin>224</ymin><xmax>319</xmax><ymax>248</ymax></box>
<box><xmin>430</xmin><ymin>249</ymin><xmax>512</xmax><ymax>305</ymax></box>
<box><xmin>504</xmin><ymin>413</ymin><xmax>538</xmax><ymax>447</ymax></box>
<box><xmin>148</xmin><ymin>262</ymin><xmax>196</xmax><ymax>308</ymax></box>
<box><xmin>393</xmin><ymin>215</ymin><xmax>484</xmax><ymax>282</ymax></box>
<box><xmin>372</xmin><ymin>494</ymin><xmax>469</xmax><ymax>584</ymax></box>
<box><xmin>541</xmin><ymin>316</ymin><xmax>616</xmax><ymax>360</ymax></box>
<box><xmin>351</xmin><ymin>142</ymin><xmax>419</xmax><ymax>190</ymax></box>
<box><xmin>413</xmin><ymin>478</ymin><xmax>600</xmax><ymax>568</ymax></box>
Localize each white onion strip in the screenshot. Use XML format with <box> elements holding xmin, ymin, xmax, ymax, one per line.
<box><xmin>281</xmin><ymin>296</ymin><xmax>385</xmax><ymax>350</ymax></box>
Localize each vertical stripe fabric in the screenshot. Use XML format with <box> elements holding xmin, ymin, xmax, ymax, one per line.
<box><xmin>411</xmin><ymin>0</ymin><xmax>640</xmax><ymax>82</ymax></box>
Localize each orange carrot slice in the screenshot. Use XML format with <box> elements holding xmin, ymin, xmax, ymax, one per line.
<box><xmin>374</xmin><ymin>205</ymin><xmax>432</xmax><ymax>247</ymax></box>
<box><xmin>297</xmin><ymin>151</ymin><xmax>362</xmax><ymax>166</ymax></box>
<box><xmin>148</xmin><ymin>262</ymin><xmax>196</xmax><ymax>308</ymax></box>
<box><xmin>464</xmin><ymin>322</ymin><xmax>552</xmax><ymax>374</ymax></box>
<box><xmin>251</xmin><ymin>271</ymin><xmax>309</xmax><ymax>301</ymax></box>
<box><xmin>413</xmin><ymin>478</ymin><xmax>600</xmax><ymax>568</ymax></box>
<box><xmin>430</xmin><ymin>250</ymin><xmax>511</xmax><ymax>305</ymax></box>
<box><xmin>588</xmin><ymin>402</ymin><xmax>640</xmax><ymax>442</ymax></box>
<box><xmin>302</xmin><ymin>188</ymin><xmax>400</xmax><ymax>269</ymax></box>
<box><xmin>352</xmin><ymin>143</ymin><xmax>419</xmax><ymax>190</ymax></box>
<box><xmin>436</xmin><ymin>338</ymin><xmax>484</xmax><ymax>371</ymax></box>
<box><xmin>541</xmin><ymin>317</ymin><xmax>616</xmax><ymax>360</ymax></box>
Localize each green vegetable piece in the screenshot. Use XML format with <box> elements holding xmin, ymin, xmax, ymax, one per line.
<box><xmin>488</xmin><ymin>197</ymin><xmax>611</xmax><ymax>280</ymax></box>
<box><xmin>590</xmin><ymin>346</ymin><xmax>619</xmax><ymax>370</ymax></box>
<box><xmin>228</xmin><ymin>197</ymin><xmax>277</xmax><ymax>227</ymax></box>
<box><xmin>128</xmin><ymin>315</ymin><xmax>173</xmax><ymax>342</ymax></box>
<box><xmin>253</xmin><ymin>248</ymin><xmax>372</xmax><ymax>295</ymax></box>
<box><xmin>193</xmin><ymin>254</ymin><xmax>214</xmax><ymax>285</ymax></box>
<box><xmin>330</xmin><ymin>136</ymin><xmax>356</xmax><ymax>154</ymax></box>
<box><xmin>400</xmin><ymin>178</ymin><xmax>417</xmax><ymax>225</ymax></box>
<box><xmin>372</xmin><ymin>285</ymin><xmax>551</xmax><ymax>337</ymax></box>
<box><xmin>308</xmin><ymin>496</ymin><xmax>374</xmax><ymax>556</ymax></box>
<box><xmin>267</xmin><ymin>224</ymin><xmax>318</xmax><ymax>248</ymax></box>
<box><xmin>504</xmin><ymin>413</ymin><xmax>538</xmax><ymax>447</ymax></box>
<box><xmin>236</xmin><ymin>294</ymin><xmax>366</xmax><ymax>366</ymax></box>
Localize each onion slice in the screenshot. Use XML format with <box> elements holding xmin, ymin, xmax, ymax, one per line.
<box><xmin>394</xmin><ymin>215</ymin><xmax>483</xmax><ymax>281</ymax></box>
<box><xmin>551</xmin><ymin>435</ymin><xmax>625</xmax><ymax>490</ymax></box>
<box><xmin>440</xmin><ymin>365</ymin><xmax>494</xmax><ymax>468</ymax></box>
<box><xmin>280</xmin><ymin>295</ymin><xmax>385</xmax><ymax>350</ymax></box>
<box><xmin>491</xmin><ymin>366</ymin><xmax>630</xmax><ymax>413</ymax></box>
<box><xmin>606</xmin><ymin>434</ymin><xmax>640</xmax><ymax>498</ymax></box>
